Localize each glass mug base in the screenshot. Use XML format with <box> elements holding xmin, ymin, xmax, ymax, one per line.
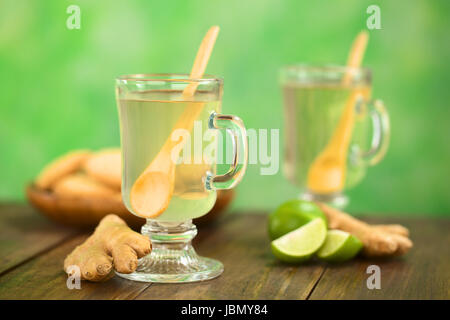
<box><xmin>115</xmin><ymin>219</ymin><xmax>223</xmax><ymax>283</ymax></box>
<box><xmin>300</xmin><ymin>190</ymin><xmax>349</xmax><ymax>209</ymax></box>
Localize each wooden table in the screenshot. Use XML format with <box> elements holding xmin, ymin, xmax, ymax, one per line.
<box><xmin>0</xmin><ymin>203</ymin><xmax>448</xmax><ymax>300</ymax></box>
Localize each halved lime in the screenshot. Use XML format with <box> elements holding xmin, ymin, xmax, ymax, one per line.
<box><xmin>271</xmin><ymin>218</ymin><xmax>327</xmax><ymax>263</ymax></box>
<box><xmin>268</xmin><ymin>200</ymin><xmax>327</xmax><ymax>240</ymax></box>
<box><xmin>317</xmin><ymin>230</ymin><xmax>363</xmax><ymax>262</ymax></box>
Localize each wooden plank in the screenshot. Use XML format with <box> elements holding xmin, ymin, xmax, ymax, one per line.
<box><xmin>136</xmin><ymin>214</ymin><xmax>325</xmax><ymax>300</ymax></box>
<box><xmin>1</xmin><ymin>208</ymin><xmax>447</xmax><ymax>300</ymax></box>
<box><xmin>309</xmin><ymin>218</ymin><xmax>450</xmax><ymax>300</ymax></box>
<box><xmin>0</xmin><ymin>212</ymin><xmax>234</xmax><ymax>299</ymax></box>
<box><xmin>0</xmin><ymin>203</ymin><xmax>78</xmax><ymax>275</ymax></box>
<box><xmin>0</xmin><ymin>235</ymin><xmax>151</xmax><ymax>299</ymax></box>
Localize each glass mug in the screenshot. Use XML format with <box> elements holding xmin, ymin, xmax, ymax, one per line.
<box><xmin>115</xmin><ymin>74</ymin><xmax>248</xmax><ymax>282</ymax></box>
<box><xmin>280</xmin><ymin>65</ymin><xmax>390</xmax><ymax>207</ymax></box>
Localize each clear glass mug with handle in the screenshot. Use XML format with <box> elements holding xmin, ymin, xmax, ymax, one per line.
<box><xmin>280</xmin><ymin>65</ymin><xmax>390</xmax><ymax>207</ymax></box>
<box><xmin>115</xmin><ymin>74</ymin><xmax>248</xmax><ymax>283</ymax></box>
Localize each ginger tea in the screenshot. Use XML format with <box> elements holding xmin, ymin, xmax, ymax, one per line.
<box><xmin>118</xmin><ymin>90</ymin><xmax>219</xmax><ymax>222</ymax></box>
<box><xmin>282</xmin><ymin>83</ymin><xmax>371</xmax><ymax>193</ymax></box>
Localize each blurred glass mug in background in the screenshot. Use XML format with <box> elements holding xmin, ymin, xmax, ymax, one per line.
<box><xmin>280</xmin><ymin>65</ymin><xmax>390</xmax><ymax>207</ymax></box>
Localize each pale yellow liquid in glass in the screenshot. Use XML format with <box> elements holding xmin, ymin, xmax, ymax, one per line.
<box><xmin>283</xmin><ymin>83</ymin><xmax>371</xmax><ymax>193</ymax></box>
<box><xmin>118</xmin><ymin>90</ymin><xmax>219</xmax><ymax>222</ymax></box>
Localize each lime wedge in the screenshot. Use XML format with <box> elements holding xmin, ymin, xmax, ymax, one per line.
<box><xmin>271</xmin><ymin>218</ymin><xmax>327</xmax><ymax>263</ymax></box>
<box><xmin>317</xmin><ymin>230</ymin><xmax>363</xmax><ymax>262</ymax></box>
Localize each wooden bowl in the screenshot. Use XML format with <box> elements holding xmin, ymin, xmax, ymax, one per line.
<box><xmin>26</xmin><ymin>184</ymin><xmax>144</xmax><ymax>229</ymax></box>
<box><xmin>26</xmin><ymin>184</ymin><xmax>234</xmax><ymax>229</ymax></box>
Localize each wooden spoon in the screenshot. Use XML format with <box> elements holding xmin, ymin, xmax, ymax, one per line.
<box><xmin>130</xmin><ymin>26</ymin><xmax>220</xmax><ymax>218</ymax></box>
<box><xmin>306</xmin><ymin>31</ymin><xmax>369</xmax><ymax>193</ymax></box>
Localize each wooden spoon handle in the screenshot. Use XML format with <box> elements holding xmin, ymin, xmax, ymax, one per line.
<box><xmin>342</xmin><ymin>31</ymin><xmax>369</xmax><ymax>86</ymax></box>
<box><xmin>147</xmin><ymin>26</ymin><xmax>220</xmax><ymax>163</ymax></box>
<box><xmin>331</xmin><ymin>31</ymin><xmax>369</xmax><ymax>155</ymax></box>
<box><xmin>160</xmin><ymin>26</ymin><xmax>220</xmax><ymax>153</ymax></box>
<box><xmin>306</xmin><ymin>31</ymin><xmax>369</xmax><ymax>193</ymax></box>
<box><xmin>183</xmin><ymin>26</ymin><xmax>220</xmax><ymax>98</ymax></box>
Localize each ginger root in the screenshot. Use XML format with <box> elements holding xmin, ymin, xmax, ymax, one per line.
<box><xmin>36</xmin><ymin>150</ymin><xmax>91</xmax><ymax>189</ymax></box>
<box><xmin>64</xmin><ymin>214</ymin><xmax>151</xmax><ymax>281</ymax></box>
<box><xmin>53</xmin><ymin>173</ymin><xmax>120</xmax><ymax>200</ymax></box>
<box><xmin>316</xmin><ymin>202</ymin><xmax>413</xmax><ymax>257</ymax></box>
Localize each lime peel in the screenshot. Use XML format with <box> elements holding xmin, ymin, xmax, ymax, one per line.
<box><xmin>268</xmin><ymin>200</ymin><xmax>327</xmax><ymax>240</ymax></box>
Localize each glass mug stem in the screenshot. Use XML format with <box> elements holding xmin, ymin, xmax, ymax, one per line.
<box><xmin>117</xmin><ymin>219</ymin><xmax>224</xmax><ymax>283</ymax></box>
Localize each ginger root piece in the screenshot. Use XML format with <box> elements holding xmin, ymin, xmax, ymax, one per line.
<box><xmin>53</xmin><ymin>173</ymin><xmax>120</xmax><ymax>200</ymax></box>
<box><xmin>35</xmin><ymin>150</ymin><xmax>91</xmax><ymax>189</ymax></box>
<box><xmin>83</xmin><ymin>148</ymin><xmax>122</xmax><ymax>190</ymax></box>
<box><xmin>64</xmin><ymin>214</ymin><xmax>151</xmax><ymax>281</ymax></box>
<box><xmin>316</xmin><ymin>202</ymin><xmax>413</xmax><ymax>257</ymax></box>
<box><xmin>372</xmin><ymin>224</ymin><xmax>410</xmax><ymax>237</ymax></box>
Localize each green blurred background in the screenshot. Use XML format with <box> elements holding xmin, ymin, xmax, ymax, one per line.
<box><xmin>1</xmin><ymin>0</ymin><xmax>449</xmax><ymax>215</ymax></box>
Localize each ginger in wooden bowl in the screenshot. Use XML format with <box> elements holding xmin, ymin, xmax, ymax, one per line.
<box><xmin>27</xmin><ymin>149</ymin><xmax>234</xmax><ymax>229</ymax></box>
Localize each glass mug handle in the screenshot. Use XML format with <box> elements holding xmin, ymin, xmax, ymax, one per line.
<box><xmin>205</xmin><ymin>112</ymin><xmax>248</xmax><ymax>190</ymax></box>
<box><xmin>351</xmin><ymin>98</ymin><xmax>390</xmax><ymax>166</ymax></box>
